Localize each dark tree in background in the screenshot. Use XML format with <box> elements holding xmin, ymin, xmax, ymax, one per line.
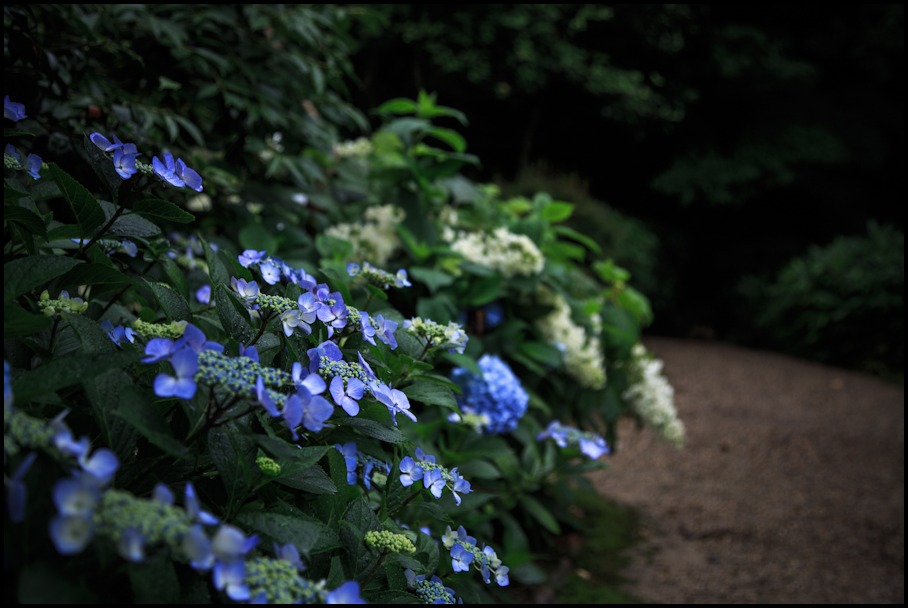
<box><xmin>349</xmin><ymin>4</ymin><xmax>904</xmax><ymax>374</ymax></box>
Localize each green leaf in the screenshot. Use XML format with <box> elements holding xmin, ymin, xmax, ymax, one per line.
<box><xmin>235</xmin><ymin>511</ymin><xmax>339</xmax><ymax>559</ymax></box>
<box><xmin>426</xmin><ymin>126</ymin><xmax>467</xmax><ymax>153</ymax></box>
<box><xmin>3</xmin><ymin>255</ymin><xmax>83</xmax><ymax>301</ymax></box>
<box><xmin>127</xmin><ymin>551</ymin><xmax>180</xmax><ymax>603</ymax></box>
<box><xmin>133</xmin><ymin>198</ymin><xmax>195</xmax><ymax>224</ymax></box>
<box><xmin>520</xmin><ymin>494</ymin><xmax>561</xmax><ymax>534</ymax></box>
<box><xmin>408</xmin><ymin>266</ymin><xmax>455</xmax><ymax>293</ymax></box>
<box><xmin>114</xmin><ymin>394</ymin><xmax>190</xmax><ymax>460</ymax></box>
<box><xmin>440</xmin><ymin>352</ymin><xmax>481</xmax><ymax>377</ymax></box>
<box><xmin>3</xmin><ymin>302</ymin><xmax>53</xmax><ymax>336</ymax></box>
<box><xmin>517</xmin><ymin>341</ymin><xmax>564</xmax><ymax>368</ymax></box>
<box><xmin>145</xmin><ymin>280</ymin><xmax>191</xmax><ymax>321</ymax></box>
<box><xmin>201</xmin><ymin>237</ymin><xmax>229</xmax><ymax>286</ymax></box>
<box><xmin>541</xmin><ymin>200</ymin><xmax>574</xmax><ymax>223</ymax></box>
<box><xmin>455</xmin><ymin>459</ymin><xmax>501</xmax><ymax>480</ymax></box>
<box><xmin>83</xmin><ymin>369</ymin><xmax>140</xmax><ymax>462</ymax></box>
<box><xmin>58</xmin><ymin>263</ymin><xmax>133</xmax><ymax>292</ymax></box>
<box><xmin>376</xmin><ymin>97</ymin><xmax>418</xmax><ymax>115</ymax></box>
<box><xmin>4</xmin><ymin>205</ymin><xmax>47</xmax><ymax>239</ymax></box>
<box><xmin>339</xmin><ymin>417</ymin><xmax>406</xmax><ymax>444</ymax></box>
<box><xmin>275</xmin><ymin>464</ymin><xmax>337</xmax><ymax>495</ymax></box>
<box><xmin>553</xmin><ymin>225</ymin><xmax>603</xmax><ymax>255</ymax></box>
<box><xmin>12</xmin><ymin>351</ymin><xmax>137</xmax><ymax>402</ymax></box>
<box><xmin>208</xmin><ymin>426</ymin><xmax>260</xmax><ymax>508</ymax></box>
<box><xmin>239</xmin><ymin>223</ymin><xmax>279</xmax><ymax>253</ymax></box>
<box><xmin>46</xmin><ymin>163</ymin><xmax>106</xmax><ymax>235</ymax></box>
<box><xmin>160</xmin><ymin>257</ymin><xmax>190</xmax><ymax>301</ymax></box>
<box><xmin>108</xmin><ymin>212</ymin><xmax>161</xmax><ymax>238</ymax></box>
<box><xmin>64</xmin><ymin>312</ymin><xmax>117</xmax><ymax>354</ymax></box>
<box><xmin>403</xmin><ymin>379</ymin><xmax>458</xmax><ymax>409</ymax></box>
<box><xmin>214</xmin><ymin>284</ymin><xmax>256</xmax><ymax>343</ymax></box>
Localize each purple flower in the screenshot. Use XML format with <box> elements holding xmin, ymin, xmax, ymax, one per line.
<box><xmin>153</xmin><ymin>151</ymin><xmax>186</xmax><ymax>188</ymax></box>
<box><xmin>112</xmin><ymin>147</ymin><xmax>137</xmax><ymax>179</ymax></box>
<box><xmin>291</xmin><ymin>362</ymin><xmax>326</xmax><ymax>395</ymax></box>
<box><xmin>142</xmin><ymin>338</ymin><xmax>179</xmax><ymax>364</ymax></box>
<box><xmin>117</xmin><ymin>527</ymin><xmax>147</xmax><ymax>562</ymax></box>
<box><xmin>326</xmin><ymin>581</ymin><xmax>366</xmax><ymax>604</ymax></box>
<box><xmin>6</xmin><ymin>452</ymin><xmax>37</xmax><ymax>523</ymax></box>
<box><xmin>306</xmin><ymin>341</ymin><xmax>343</xmax><ymax>374</ymax></box>
<box><xmin>335</xmin><ymin>442</ymin><xmax>359</xmax><ymax>485</ymax></box>
<box><xmin>49</xmin><ymin>514</ymin><xmax>94</xmax><ymax>555</ymax></box>
<box><xmin>273</xmin><ymin>543</ymin><xmax>305</xmax><ymax>572</ymax></box>
<box><xmin>213</xmin><ymin>559</ymin><xmax>250</xmax><ymax>601</ymax></box>
<box><xmin>185</xmin><ymin>482</ymin><xmax>220</xmax><ymax>526</ymax></box>
<box><xmin>4</xmin><ymin>95</ymin><xmax>27</xmax><ymax>121</ymax></box>
<box><xmin>329</xmin><ymin>376</ymin><xmax>365</xmax><ymax>416</ymax></box>
<box><xmin>372</xmin><ymin>314</ymin><xmax>398</xmax><ymax>350</ymax></box>
<box><xmin>176</xmin><ymin>157</ymin><xmax>203</xmax><ymax>192</ymax></box>
<box><xmin>451</xmin><ymin>543</ymin><xmax>474</xmax><ymax>572</ymax></box>
<box><xmin>398</xmin><ymin>456</ymin><xmax>423</xmax><ymax>487</ymax></box>
<box><xmin>78</xmin><ymin>448</ymin><xmax>119</xmax><ymax>485</ymax></box>
<box><xmin>359</xmin><ymin>311</ymin><xmax>377</xmax><ymax>346</ymax></box>
<box><xmin>256</xmin><ymin>376</ymin><xmax>280</xmax><ymax>417</ymax></box>
<box><xmin>195</xmin><ymin>285</ymin><xmax>212</xmax><ymax>305</ymax></box>
<box><xmin>423</xmin><ymin>469</ymin><xmax>445</xmax><ymax>498</ymax></box>
<box><xmin>260</xmin><ymin>261</ymin><xmax>281</xmax><ymax>285</ymax></box>
<box><xmin>371</xmin><ymin>382</ymin><xmax>416</xmax><ymax>425</ymax></box>
<box><xmin>24</xmin><ymin>153</ymin><xmax>42</xmax><ymax>180</ymax></box>
<box><xmin>238</xmin><ymin>250</ymin><xmax>266</xmax><ymax>268</ymax></box>
<box><xmin>153</xmin><ymin>348</ymin><xmax>199</xmax><ymax>399</ymax></box>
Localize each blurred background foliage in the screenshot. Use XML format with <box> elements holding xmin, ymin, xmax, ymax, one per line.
<box><xmin>347</xmin><ymin>4</ymin><xmax>904</xmax><ymax>377</ymax></box>
<box><xmin>5</xmin><ymin>3</ymin><xmax>902</xmax><ymax>376</ymax></box>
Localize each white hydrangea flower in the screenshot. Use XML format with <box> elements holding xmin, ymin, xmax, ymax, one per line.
<box><xmin>325</xmin><ymin>204</ymin><xmax>406</xmax><ymax>266</ymax></box>
<box><xmin>444</xmin><ymin>226</ymin><xmax>544</xmax><ymax>278</ymax></box>
<box><xmin>622</xmin><ymin>344</ymin><xmax>685</xmax><ymax>448</ymax></box>
<box><xmin>332</xmin><ymin>137</ymin><xmax>373</xmax><ymax>159</ymax></box>
<box><xmin>534</xmin><ymin>288</ymin><xmax>607</xmax><ymax>390</ymax></box>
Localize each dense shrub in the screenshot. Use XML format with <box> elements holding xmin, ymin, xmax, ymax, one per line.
<box><xmin>739</xmin><ymin>221</ymin><xmax>904</xmax><ymax>375</ymax></box>
<box><xmin>4</xmin><ymin>6</ymin><xmax>682</xmax><ymax>604</ymax></box>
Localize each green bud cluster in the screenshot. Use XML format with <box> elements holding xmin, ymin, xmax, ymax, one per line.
<box><xmin>3</xmin><ymin>408</ymin><xmax>55</xmax><ymax>457</ymax></box>
<box><xmin>195</xmin><ymin>350</ymin><xmax>292</xmax><ymax>400</ymax></box>
<box><xmin>349</xmin><ymin>262</ymin><xmax>408</xmax><ymax>290</ymax></box>
<box><xmin>403</xmin><ymin>317</ymin><xmax>468</xmax><ymax>354</ymax></box>
<box><xmin>38</xmin><ymin>290</ymin><xmax>89</xmax><ymax>316</ymax></box>
<box><xmin>412</xmin><ymin>578</ymin><xmax>456</xmax><ymax>604</ymax></box>
<box><xmin>256</xmin><ymin>455</ymin><xmax>282</xmax><ymax>477</ymax></box>
<box><xmin>245</xmin><ymin>557</ymin><xmax>327</xmax><ymax>604</ymax></box>
<box><xmin>254</xmin><ymin>293</ymin><xmax>298</xmax><ymax>315</ymax></box>
<box><xmin>132</xmin><ymin>319</ymin><xmax>188</xmax><ymax>340</ymax></box>
<box><xmin>364</xmin><ymin>530</ymin><xmax>417</xmax><ymax>554</ymax></box>
<box><xmin>97</xmin><ymin>489</ymin><xmax>193</xmax><ymax>549</ymax></box>
<box><xmin>317</xmin><ymin>357</ymin><xmax>369</xmax><ymax>385</ymax></box>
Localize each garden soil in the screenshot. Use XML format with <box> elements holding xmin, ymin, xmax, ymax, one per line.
<box><xmin>585</xmin><ymin>337</ymin><xmax>904</xmax><ymax>604</ymax></box>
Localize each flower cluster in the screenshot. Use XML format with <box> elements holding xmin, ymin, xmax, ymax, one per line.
<box><xmin>238</xmin><ymin>250</ymin><xmax>319</xmax><ymax>288</ymax></box>
<box><xmin>37</xmin><ymin>290</ymin><xmax>89</xmax><ymax>317</ymax></box>
<box><xmin>4</xmin><ymin>143</ymin><xmax>42</xmax><ymax>180</ymax></box>
<box><xmin>399</xmin><ymin>448</ymin><xmax>472</xmax><ymax>505</ymax></box>
<box><xmin>442</xmin><ymin>225</ymin><xmax>545</xmax><ymax>278</ymax></box>
<box><xmin>404</xmin><ymin>569</ymin><xmax>459</xmax><ymax>604</ymax></box>
<box><xmin>534</xmin><ymin>287</ymin><xmax>607</xmax><ymax>389</ymax></box>
<box><xmin>325</xmin><ymin>203</ymin><xmax>405</xmax><ymax>266</ymax></box>
<box><xmin>441</xmin><ymin>525</ymin><xmax>509</xmax><ymax>587</ymax></box>
<box><xmin>132</xmin><ymin>319</ymin><xmax>188</xmax><ymax>340</ymax></box>
<box><xmin>89</xmin><ymin>132</ymin><xmax>202</xmax><ymax>191</ymax></box>
<box><xmin>403</xmin><ymin>317</ymin><xmax>469</xmax><ymax>355</ymax></box>
<box><xmin>364</xmin><ymin>529</ymin><xmax>416</xmax><ymax>554</ymax></box>
<box><xmin>621</xmin><ymin>344</ymin><xmax>685</xmax><ymax>448</ymax></box>
<box><xmin>537</xmin><ymin>421</ymin><xmax>610</xmax><ymax>459</ymax></box>
<box><xmin>347</xmin><ymin>261</ymin><xmax>411</xmax><ymax>290</ymax></box>
<box><xmin>311</xmin><ymin>342</ymin><xmax>415</xmax><ymax>424</ymax></box>
<box><xmin>335</xmin><ymin>441</ymin><xmax>392</xmax><ymax>489</ymax></box>
<box><xmin>450</xmin><ymin>355</ymin><xmax>529</xmax><ymax>435</ymax></box>
<box><xmin>333</xmin><ymin>137</ymin><xmax>374</xmax><ymax>159</ymax></box>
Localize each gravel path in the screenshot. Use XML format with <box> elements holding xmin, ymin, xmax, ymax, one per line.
<box><xmin>589</xmin><ymin>337</ymin><xmax>904</xmax><ymax>604</ymax></box>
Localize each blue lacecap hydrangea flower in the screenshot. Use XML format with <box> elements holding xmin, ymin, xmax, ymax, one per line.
<box><xmin>450</xmin><ymin>354</ymin><xmax>529</xmax><ymax>435</ymax></box>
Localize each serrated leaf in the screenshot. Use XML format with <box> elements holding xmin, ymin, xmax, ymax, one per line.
<box><xmin>214</xmin><ymin>284</ymin><xmax>256</xmax><ymax>343</ymax></box>
<box><xmin>83</xmin><ymin>369</ymin><xmax>139</xmax><ymax>462</ymax></box>
<box><xmin>3</xmin><ymin>255</ymin><xmax>83</xmax><ymax>301</ymax></box>
<box><xmin>132</xmin><ymin>198</ymin><xmax>195</xmax><ymax>224</ymax></box>
<box><xmin>339</xmin><ymin>417</ymin><xmax>406</xmax><ymax>444</ymax></box>
<box><xmin>403</xmin><ymin>379</ymin><xmax>457</xmax><ymax>409</ymax></box>
<box><xmin>520</xmin><ymin>494</ymin><xmax>561</xmax><ymax>534</ymax></box>
<box><xmin>201</xmin><ymin>237</ymin><xmax>228</xmax><ymax>285</ymax></box>
<box><xmin>235</xmin><ymin>511</ymin><xmax>339</xmax><ymax>559</ymax></box>
<box><xmin>4</xmin><ymin>205</ymin><xmax>47</xmax><ymax>239</ymax></box>
<box><xmin>58</xmin><ymin>263</ymin><xmax>133</xmax><ymax>292</ymax></box>
<box><xmin>541</xmin><ymin>201</ymin><xmax>574</xmax><ymax>223</ymax></box>
<box><xmin>109</xmin><ymin>212</ymin><xmax>161</xmax><ymax>238</ymax></box>
<box><xmin>64</xmin><ymin>312</ymin><xmax>118</xmax><ymax>354</ymax></box>
<box><xmin>145</xmin><ymin>280</ymin><xmax>191</xmax><ymax>321</ymax></box>
<box><xmin>12</xmin><ymin>351</ymin><xmax>137</xmax><ymax>402</ymax></box>
<box><xmin>408</xmin><ymin>266</ymin><xmax>455</xmax><ymax>293</ymax></box>
<box><xmin>3</xmin><ymin>302</ymin><xmax>53</xmax><ymax>336</ymax></box>
<box><xmin>275</xmin><ymin>464</ymin><xmax>337</xmax><ymax>494</ymax></box>
<box><xmin>47</xmin><ymin>163</ymin><xmax>106</xmax><ymax>235</ymax></box>
<box><xmin>208</xmin><ymin>426</ymin><xmax>260</xmax><ymax>508</ymax></box>
<box><xmin>113</xmin><ymin>394</ymin><xmax>190</xmax><ymax>460</ymax></box>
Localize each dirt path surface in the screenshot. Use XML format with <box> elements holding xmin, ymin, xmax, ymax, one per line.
<box><xmin>589</xmin><ymin>337</ymin><xmax>905</xmax><ymax>604</ymax></box>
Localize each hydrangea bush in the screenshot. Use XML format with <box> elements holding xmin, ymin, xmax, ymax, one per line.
<box><xmin>4</xmin><ymin>6</ymin><xmax>682</xmax><ymax>603</ymax></box>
